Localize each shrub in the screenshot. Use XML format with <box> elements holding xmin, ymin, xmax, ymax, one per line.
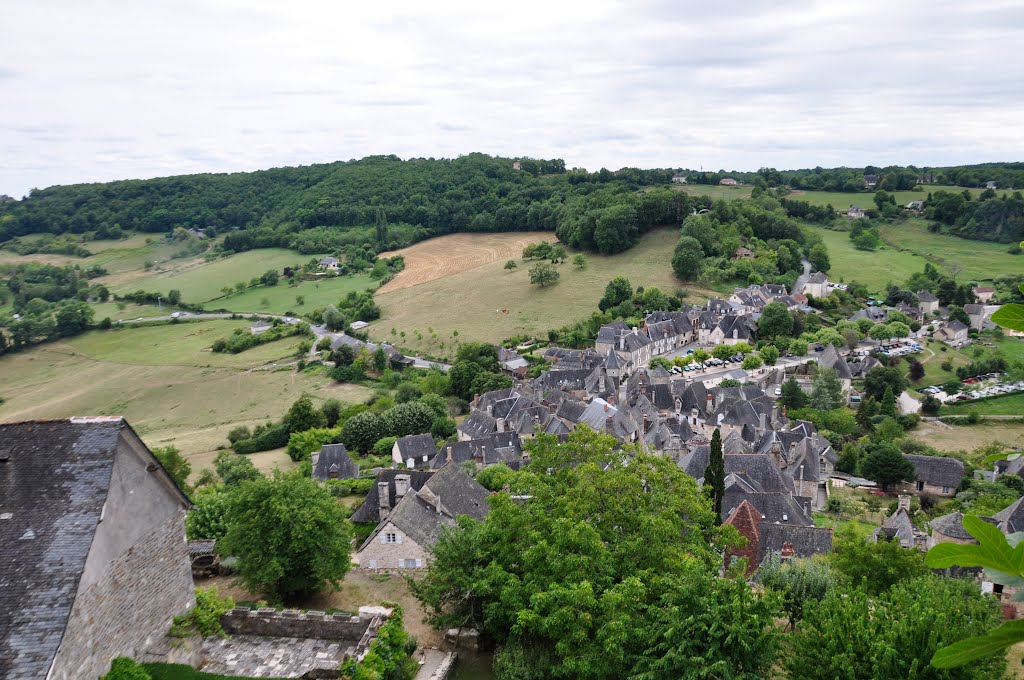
<box><xmin>101</xmin><ymin>658</ymin><xmax>151</xmax><ymax>680</ymax></box>
<box><xmin>339</xmin><ymin>607</ymin><xmax>419</xmax><ymax>680</ymax></box>
<box><xmin>169</xmin><ymin>588</ymin><xmax>234</xmax><ymax>638</ymax></box>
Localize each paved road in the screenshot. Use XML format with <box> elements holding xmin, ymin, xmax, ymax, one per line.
<box><xmin>119</xmin><ymin>312</ymin><xmax>450</xmax><ymax>370</ymax></box>
<box><xmin>793</xmin><ymin>258</ymin><xmax>813</xmax><ymax>295</ymax></box>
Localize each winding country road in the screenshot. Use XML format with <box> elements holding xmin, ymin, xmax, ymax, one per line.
<box><xmin>118</xmin><ymin>312</ymin><xmax>451</xmax><ymax>370</ymax></box>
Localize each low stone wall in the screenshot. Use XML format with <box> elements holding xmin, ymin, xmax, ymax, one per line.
<box><xmin>220</xmin><ymin>607</ymin><xmax>376</xmax><ymax>642</ymax></box>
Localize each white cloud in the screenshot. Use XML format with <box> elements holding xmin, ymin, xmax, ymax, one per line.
<box><xmin>1</xmin><ymin>0</ymin><xmax>1022</xmax><ymax>196</ymax></box>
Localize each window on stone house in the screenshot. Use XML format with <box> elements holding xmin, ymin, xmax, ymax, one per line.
<box><xmin>942</xmin><ymin>486</ymin><xmax>950</xmax><ymax>494</ymax></box>
<box><xmin>386</xmin><ymin>533</ymin><xmax>397</xmax><ymax>543</ymax></box>
<box><xmin>916</xmin><ymin>481</ymin><xmax>925</xmax><ymax>492</ymax></box>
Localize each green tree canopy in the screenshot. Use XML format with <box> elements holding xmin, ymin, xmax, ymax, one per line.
<box><xmin>671</xmin><ymin>236</ymin><xmax>704</xmax><ymax>281</ymax></box>
<box><xmin>757</xmin><ymin>302</ymin><xmax>794</xmax><ymax>339</ymax></box>
<box><xmin>222</xmin><ymin>471</ymin><xmax>352</xmax><ymax>602</ymax></box>
<box><xmin>860</xmin><ymin>444</ymin><xmax>916</xmax><ymax>492</ymax></box>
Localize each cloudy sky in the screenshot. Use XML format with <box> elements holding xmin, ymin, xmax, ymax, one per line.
<box><xmin>2</xmin><ymin>0</ymin><xmax>1023</xmax><ymax>196</ymax></box>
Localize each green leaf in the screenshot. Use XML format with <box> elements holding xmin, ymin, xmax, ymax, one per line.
<box><xmin>981</xmin><ymin>452</ymin><xmax>1019</xmax><ymax>467</ymax></box>
<box><xmin>991</xmin><ymin>303</ymin><xmax>1024</xmax><ymax>332</ymax></box>
<box><xmin>931</xmin><ymin>620</ymin><xmax>1024</xmax><ymax>668</ymax></box>
<box><xmin>925</xmin><ymin>516</ymin><xmax>1024</xmax><ymax>574</ymax></box>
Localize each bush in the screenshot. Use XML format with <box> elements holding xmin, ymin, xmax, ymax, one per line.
<box><xmin>339</xmin><ymin>607</ymin><xmax>419</xmax><ymax>680</ymax></box>
<box><xmin>233</xmin><ymin>423</ymin><xmax>289</xmax><ymax>454</ymax></box>
<box><xmin>102</xmin><ymin>658</ymin><xmax>151</xmax><ymax>680</ymax></box>
<box><xmin>169</xmin><ymin>587</ymin><xmax>234</xmax><ymax>638</ymax></box>
<box><xmin>326</xmin><ymin>477</ymin><xmax>376</xmax><ymax>497</ymax></box>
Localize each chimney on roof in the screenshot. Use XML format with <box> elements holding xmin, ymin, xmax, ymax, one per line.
<box><xmin>603</xmin><ymin>403</ymin><xmax>609</xmax><ymax>412</ymax></box>
<box><xmin>770</xmin><ymin>439</ymin><xmax>782</xmax><ymax>468</ymax></box>
<box><xmin>473</xmin><ymin>394</ymin><xmax>480</xmax><ymax>407</ymax></box>
<box><xmin>780</xmin><ymin>542</ymin><xmax>795</xmax><ymax>560</ymax></box>
<box><xmin>435</xmin><ymin>492</ymin><xmax>442</xmax><ymax>515</ymax></box>
<box><xmin>496</xmin><ymin>417</ymin><xmax>506</xmax><ymax>433</ymax></box>
<box><xmin>311</xmin><ymin>451</ymin><xmax>320</xmax><ymax>471</ymax></box>
<box><xmin>758</xmin><ymin>412</ymin><xmax>766</xmax><ymax>432</ymax></box>
<box><xmin>898</xmin><ymin>495</ymin><xmax>911</xmax><ymax>513</ymax></box>
<box><xmin>378</xmin><ymin>481</ymin><xmax>392</xmax><ymax>518</ymax></box>
<box><xmin>395</xmin><ymin>474</ymin><xmax>410</xmax><ymax>498</ymax></box>
<box><xmin>642</xmin><ymin>414</ymin><xmax>648</xmax><ymax>432</ymax></box>
<box><xmin>707</xmin><ymin>393</ymin><xmax>714</xmax><ymax>410</ymax></box>
<box><xmin>619</xmin><ymin>334</ymin><xmax>625</xmax><ymax>351</ymax></box>
<box><xmin>486</xmin><ymin>404</ymin><xmax>493</xmax><ymax>416</ymax></box>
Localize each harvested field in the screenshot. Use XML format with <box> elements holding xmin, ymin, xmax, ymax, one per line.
<box><xmin>377</xmin><ymin>232</ymin><xmax>557</xmax><ymax>294</ymax></box>
<box><xmin>912</xmin><ymin>421</ymin><xmax>1024</xmax><ymax>452</ymax></box>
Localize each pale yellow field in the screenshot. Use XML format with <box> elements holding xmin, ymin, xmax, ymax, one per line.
<box><xmin>377</xmin><ymin>231</ymin><xmax>557</xmax><ymax>294</ymax></box>
<box><xmin>912</xmin><ymin>421</ymin><xmax>1024</xmax><ymax>452</ymax></box>
<box><xmin>372</xmin><ymin>228</ymin><xmax>718</xmax><ymax>351</ymax></box>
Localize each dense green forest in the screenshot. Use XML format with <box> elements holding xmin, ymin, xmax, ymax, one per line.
<box><xmin>3</xmin><ymin>155</ymin><xmax>1023</xmax><ymax>254</ymax></box>
<box><xmin>0</xmin><ymin>154</ymin><xmax>689</xmax><ymax>256</ymax></box>
<box><xmin>684</xmin><ymin>162</ymin><xmax>1024</xmax><ymax>192</ymax></box>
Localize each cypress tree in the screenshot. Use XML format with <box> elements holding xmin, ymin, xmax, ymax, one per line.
<box><xmin>704</xmin><ymin>428</ymin><xmax>725</xmax><ymax>523</ymax></box>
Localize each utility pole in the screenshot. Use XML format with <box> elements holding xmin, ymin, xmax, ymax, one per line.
<box><xmin>157</xmin><ymin>295</ymin><xmax>162</xmax><ymax>312</ymax></box>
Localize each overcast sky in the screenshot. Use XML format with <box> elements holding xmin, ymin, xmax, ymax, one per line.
<box><xmin>2</xmin><ymin>0</ymin><xmax>1023</xmax><ymax>197</ymax></box>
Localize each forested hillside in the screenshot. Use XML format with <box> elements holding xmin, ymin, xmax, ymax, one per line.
<box><xmin>0</xmin><ymin>154</ymin><xmax>694</xmax><ymax>256</ymax></box>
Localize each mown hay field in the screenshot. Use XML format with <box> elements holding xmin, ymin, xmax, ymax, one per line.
<box><xmin>372</xmin><ymin>228</ymin><xmax>719</xmax><ymax>352</ymax></box>
<box><xmin>377</xmin><ymin>231</ymin><xmax>557</xmax><ymax>294</ymax></box>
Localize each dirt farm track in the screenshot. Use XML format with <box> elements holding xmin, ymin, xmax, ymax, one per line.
<box><xmin>376</xmin><ymin>232</ymin><xmax>557</xmax><ymax>294</ymax></box>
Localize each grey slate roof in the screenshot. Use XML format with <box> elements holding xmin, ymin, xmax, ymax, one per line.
<box><xmin>723</xmin><ymin>487</ymin><xmax>813</xmax><ymax>525</ymax></box>
<box><xmin>759</xmin><ymin>523</ymin><xmax>833</xmax><ymax>561</ymax></box>
<box><xmin>418</xmin><ymin>462</ymin><xmax>491</xmax><ymax>521</ymax></box>
<box><xmin>929</xmin><ymin>511</ymin><xmax>973</xmax><ymax>540</ymax></box>
<box><xmin>312</xmin><ymin>443</ymin><xmax>359</xmax><ymax>481</ymax></box>
<box><xmin>349</xmin><ymin>469</ymin><xmax>434</xmax><ymax>523</ymax></box>
<box><xmin>457</xmin><ymin>410</ymin><xmax>498</xmax><ymax>440</ymax></box>
<box><xmin>991</xmin><ymin>497</ymin><xmax>1024</xmax><ymax>534</ymax></box>
<box><xmin>433</xmin><ymin>432</ymin><xmax>524</xmax><ymax>469</ymax></box>
<box><xmin>874</xmin><ymin>508</ymin><xmax>916</xmax><ymax>548</ymax></box>
<box><xmin>0</xmin><ymin>418</ymin><xmax>189</xmax><ymax>680</ymax></box>
<box><xmin>918</xmin><ymin>290</ymin><xmax>939</xmax><ymax>302</ymax></box>
<box><xmin>905</xmin><ymin>454</ymin><xmax>965</xmax><ymax>488</ymax></box>
<box><xmin>394</xmin><ymin>434</ymin><xmax>437</xmax><ymax>465</ymax></box>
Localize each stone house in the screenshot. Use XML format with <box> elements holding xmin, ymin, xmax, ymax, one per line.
<box><xmin>671</xmin><ymin>173</ymin><xmax>688</xmax><ymax>184</ymax></box>
<box><xmin>311</xmin><ymin>443</ymin><xmax>359</xmax><ymax>481</ymax></box>
<box><xmin>318</xmin><ymin>256</ymin><xmax>340</xmax><ymax>271</ymax></box>
<box><xmin>918</xmin><ymin>290</ymin><xmax>939</xmax><ymax>315</ymax></box>
<box><xmin>433</xmin><ymin>431</ymin><xmax>525</xmax><ymax>470</ymax></box>
<box><xmin>873</xmin><ymin>495</ymin><xmax>925</xmax><ymax>549</ymax></box>
<box><xmin>706</xmin><ymin>315</ymin><xmax>755</xmax><ymax>346</ymax></box>
<box><xmin>0</xmin><ymin>418</ymin><xmax>195</xmax><ymax>680</ymax></box>
<box><xmin>816</xmin><ymin>344</ymin><xmax>853</xmax><ymax>392</ymax></box>
<box><xmin>963</xmin><ymin>304</ymin><xmax>987</xmax><ymax>331</ymax></box>
<box><xmin>720</xmin><ymin>178</ymin><xmax>738</xmax><ymax>186</ymax></box>
<box><xmin>903</xmin><ymin>454</ymin><xmax>965</xmax><ymax>496</ymax></box>
<box><xmin>349</xmin><ymin>469</ymin><xmax>434</xmax><ymax>524</ymax></box>
<box><xmin>847</xmin><ymin>206</ymin><xmax>865</xmax><ymax>219</ymax></box>
<box><xmin>934</xmin><ymin>319</ymin><xmax>969</xmax><ymax>347</ymax></box>
<box><xmin>802</xmin><ymin>272</ymin><xmax>829</xmax><ymax>298</ymax></box>
<box><xmin>355</xmin><ymin>464</ymin><xmax>490</xmax><ymax>569</ymax></box>
<box><xmin>734</xmin><ymin>246</ymin><xmax>755</xmax><ymax>259</ymax></box>
<box><xmin>392</xmin><ymin>433</ymin><xmax>437</xmax><ymax>469</ymax></box>
<box><xmin>723</xmin><ymin>500</ymin><xmax>833</xmax><ymax>577</ymax></box>
<box><xmin>973</xmin><ymin>286</ymin><xmax>995</xmax><ymax>303</ymax></box>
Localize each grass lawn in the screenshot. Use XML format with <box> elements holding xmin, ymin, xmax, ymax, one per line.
<box><xmin>144</xmin><ymin>663</ymin><xmax>288</xmax><ymax>680</ymax></box>
<box><xmin>213</xmin><ymin>273</ymin><xmax>377</xmax><ymax>315</ymax></box>
<box><xmin>667</xmin><ymin>183</ymin><xmax>754</xmax><ymax>201</ymax></box>
<box><xmin>993</xmin><ymin>335</ymin><xmax>1024</xmax><ymax>364</ymax></box>
<box><xmin>802</xmin><ymin>224</ymin><xmax>926</xmax><ymax>291</ymax></box>
<box><xmin>111</xmin><ymin>248</ymin><xmax>321</xmax><ymax>303</ymax></box>
<box><xmin>879</xmin><ymin>218</ymin><xmax>1021</xmax><ymax>282</ymax></box>
<box><xmin>942</xmin><ymin>392</ymin><xmax>1024</xmax><ymax>416</ymax></box>
<box><xmin>812</xmin><ymin>513</ymin><xmax>878</xmax><ymax>537</ymax></box>
<box><xmin>912</xmin><ymin>421</ymin><xmax>1024</xmax><ymax>452</ymax></box>
<box><xmin>909</xmin><ymin>340</ymin><xmax>973</xmax><ymax>391</ymax></box>
<box><xmin>0</xmin><ymin>320</ymin><xmax>370</xmax><ymax>471</ymax></box>
<box><xmin>372</xmin><ymin>228</ymin><xmax>722</xmax><ymax>352</ymax></box>
<box><xmin>89</xmin><ymin>300</ymin><xmax>166</xmax><ymax>321</ymax></box>
<box><xmin>792</xmin><ymin>185</ymin><xmax>985</xmax><ymax>209</ymax></box>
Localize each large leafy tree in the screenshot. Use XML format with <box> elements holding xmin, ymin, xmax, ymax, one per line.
<box><xmin>222</xmin><ymin>471</ymin><xmax>351</xmax><ymax>602</ymax></box>
<box><xmin>787</xmin><ymin>576</ymin><xmax>1004</xmax><ymax>680</ymax></box>
<box><xmin>671</xmin><ymin>236</ymin><xmax>704</xmax><ymax>281</ymax></box>
<box><xmin>780</xmin><ymin>377</ymin><xmax>808</xmax><ymax>410</ymax></box>
<box><xmin>412</xmin><ymin>428</ymin><xmax>762</xmax><ymax>679</ymax></box>
<box><xmin>757</xmin><ymin>302</ymin><xmax>794</xmax><ymax>339</ymax></box>
<box><xmin>529</xmin><ymin>262</ymin><xmax>560</xmax><ymax>287</ymax></box>
<box><xmin>810</xmin><ymin>367</ymin><xmax>844</xmax><ymax>411</ymax></box>
<box><xmin>830</xmin><ymin>528</ymin><xmax>928</xmax><ymax>595</ymax></box>
<box><xmin>599</xmin><ymin>277</ymin><xmax>633</xmax><ymax>311</ymax></box>
<box><xmin>860</xmin><ymin>444</ymin><xmax>916</xmax><ymax>492</ymax></box>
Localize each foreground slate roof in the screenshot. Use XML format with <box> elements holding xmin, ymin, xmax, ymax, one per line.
<box><xmin>0</xmin><ymin>418</ymin><xmax>188</xmax><ymax>680</ymax></box>
<box><xmin>349</xmin><ymin>469</ymin><xmax>434</xmax><ymax>524</ymax></box>
<box><xmin>905</xmin><ymin>454</ymin><xmax>965</xmax><ymax>488</ymax></box>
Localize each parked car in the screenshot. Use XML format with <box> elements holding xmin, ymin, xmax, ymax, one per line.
<box><xmin>774</xmin><ymin>386</ymin><xmax>782</xmax><ymax>396</ymax></box>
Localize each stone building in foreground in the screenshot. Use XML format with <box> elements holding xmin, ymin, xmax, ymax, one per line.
<box><xmin>0</xmin><ymin>417</ymin><xmax>194</xmax><ymax>680</ymax></box>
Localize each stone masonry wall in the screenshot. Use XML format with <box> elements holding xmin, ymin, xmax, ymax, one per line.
<box><xmin>220</xmin><ymin>608</ymin><xmax>371</xmax><ymax>641</ymax></box>
<box><xmin>357</xmin><ymin>523</ymin><xmax>429</xmax><ymax>569</ymax></box>
<box><xmin>50</xmin><ymin>510</ymin><xmax>194</xmax><ymax>680</ymax></box>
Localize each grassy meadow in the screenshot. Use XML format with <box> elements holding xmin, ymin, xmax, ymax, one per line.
<box><xmin>668</xmin><ymin>183</ymin><xmax>754</xmax><ymax>201</ymax></box>
<box><xmin>0</xmin><ymin>319</ymin><xmax>370</xmax><ymax>473</ymax></box>
<box><xmin>802</xmin><ymin>225</ymin><xmax>926</xmax><ymax>290</ymax></box>
<box><xmin>372</xmin><ymin>228</ymin><xmax>720</xmax><ymax>352</ymax></box>
<box><xmin>111</xmin><ymin>248</ymin><xmax>318</xmax><ymax>302</ymax></box>
<box><xmin>214</xmin><ymin>272</ymin><xmax>378</xmax><ymax>315</ymax></box>
<box><xmin>912</xmin><ymin>421</ymin><xmax>1024</xmax><ymax>452</ymax></box>
<box><xmin>880</xmin><ymin>218</ymin><xmax>1021</xmax><ymax>282</ymax></box>
<box><xmin>792</xmin><ymin>185</ymin><xmax>986</xmax><ymax>209</ymax></box>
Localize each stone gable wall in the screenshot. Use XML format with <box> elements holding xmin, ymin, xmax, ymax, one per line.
<box><xmin>357</xmin><ymin>523</ymin><xmax>429</xmax><ymax>569</ymax></box>
<box><xmin>51</xmin><ymin>510</ymin><xmax>194</xmax><ymax>680</ymax></box>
